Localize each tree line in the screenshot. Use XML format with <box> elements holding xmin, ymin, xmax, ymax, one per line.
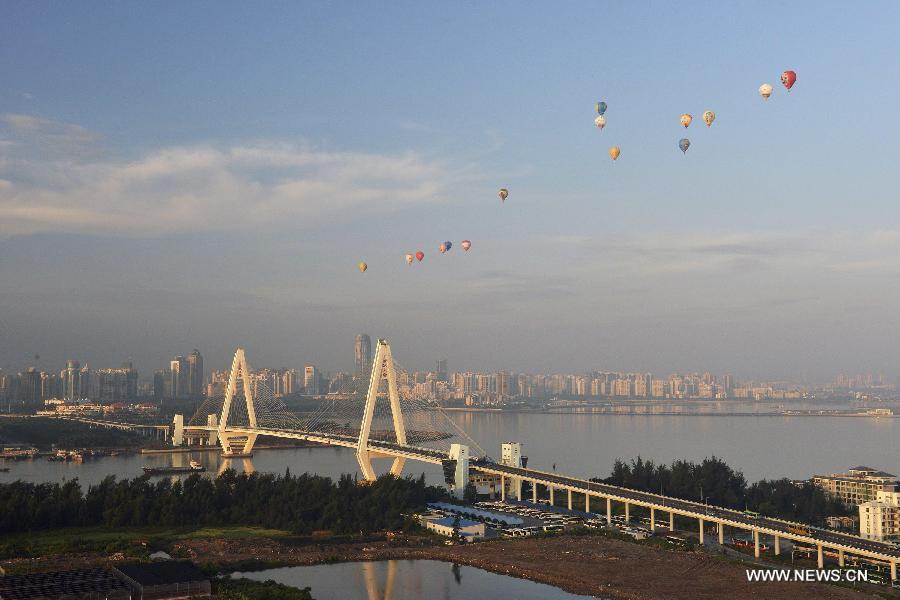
<box><xmin>598</xmin><ymin>456</ymin><xmax>851</xmax><ymax>523</ymax></box>
<box><xmin>0</xmin><ymin>469</ymin><xmax>447</xmax><ymax>535</ymax></box>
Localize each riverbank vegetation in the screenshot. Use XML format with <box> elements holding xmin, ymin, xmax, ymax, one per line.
<box><xmin>598</xmin><ymin>456</ymin><xmax>850</xmax><ymax>523</ymax></box>
<box><xmin>0</xmin><ymin>470</ymin><xmax>447</xmax><ymax>536</ymax></box>
<box><xmin>216</xmin><ymin>576</ymin><xmax>313</xmax><ymax>600</ymax></box>
<box><xmin>0</xmin><ymin>417</ymin><xmax>147</xmax><ymax>450</ymax></box>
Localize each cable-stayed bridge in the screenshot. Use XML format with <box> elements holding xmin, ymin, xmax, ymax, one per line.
<box><xmin>71</xmin><ymin>339</ymin><xmax>900</xmax><ymax>579</ymax></box>
<box><xmin>184</xmin><ymin>339</ymin><xmax>483</xmax><ymax>482</ymax></box>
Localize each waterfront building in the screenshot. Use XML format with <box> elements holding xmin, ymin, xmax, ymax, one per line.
<box><xmin>813</xmin><ymin>466</ymin><xmax>899</xmax><ymax>507</ymax></box>
<box><xmin>860</xmin><ymin>490</ymin><xmax>900</xmax><ymax>541</ymax></box>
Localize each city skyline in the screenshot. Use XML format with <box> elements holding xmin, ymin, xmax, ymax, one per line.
<box><xmin>2</xmin><ymin>2</ymin><xmax>900</xmax><ymax>380</ymax></box>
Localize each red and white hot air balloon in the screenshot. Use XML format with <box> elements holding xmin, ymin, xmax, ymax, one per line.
<box><xmin>781</xmin><ymin>70</ymin><xmax>797</xmax><ymax>91</ymax></box>
<box><xmin>415</xmin><ymin>251</ymin><xmax>424</xmax><ymax>261</ymax></box>
<box><xmin>461</xmin><ymin>240</ymin><xmax>471</xmax><ymax>251</ymax></box>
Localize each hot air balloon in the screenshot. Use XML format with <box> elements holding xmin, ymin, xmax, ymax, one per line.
<box><xmin>415</xmin><ymin>251</ymin><xmax>424</xmax><ymax>261</ymax></box>
<box><xmin>596</xmin><ymin>101</ymin><xmax>607</xmax><ymax>116</ymax></box>
<box><xmin>702</xmin><ymin>110</ymin><xmax>716</xmax><ymax>127</ymax></box>
<box><xmin>406</xmin><ymin>253</ymin><xmax>414</xmax><ymax>265</ymax></box>
<box><xmin>781</xmin><ymin>70</ymin><xmax>797</xmax><ymax>91</ymax></box>
<box><xmin>358</xmin><ymin>262</ymin><xmax>367</xmax><ymax>273</ymax></box>
<box><xmin>679</xmin><ymin>138</ymin><xmax>691</xmax><ymax>154</ymax></box>
<box><xmin>498</xmin><ymin>188</ymin><xmax>509</xmax><ymax>202</ymax></box>
<box><xmin>444</xmin><ymin>241</ymin><xmax>452</xmax><ymax>252</ymax></box>
<box><xmin>759</xmin><ymin>83</ymin><xmax>773</xmax><ymax>100</ymax></box>
<box><xmin>461</xmin><ymin>240</ymin><xmax>471</xmax><ymax>251</ymax></box>
<box><xmin>594</xmin><ymin>115</ymin><xmax>606</xmax><ymax>130</ymax></box>
<box><xmin>609</xmin><ymin>146</ymin><xmax>620</xmax><ymax>161</ymax></box>
<box><xmin>680</xmin><ymin>113</ymin><xmax>693</xmax><ymax>128</ymax></box>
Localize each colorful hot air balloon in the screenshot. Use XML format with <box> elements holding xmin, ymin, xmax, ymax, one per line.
<box><xmin>415</xmin><ymin>251</ymin><xmax>424</xmax><ymax>261</ymax></box>
<box><xmin>498</xmin><ymin>188</ymin><xmax>509</xmax><ymax>202</ymax></box>
<box><xmin>444</xmin><ymin>241</ymin><xmax>452</xmax><ymax>252</ymax></box>
<box><xmin>461</xmin><ymin>240</ymin><xmax>471</xmax><ymax>251</ymax></box>
<box><xmin>702</xmin><ymin>110</ymin><xmax>716</xmax><ymax>127</ymax></box>
<box><xmin>781</xmin><ymin>70</ymin><xmax>797</xmax><ymax>91</ymax></box>
<box><xmin>759</xmin><ymin>83</ymin><xmax>773</xmax><ymax>100</ymax></box>
<box><xmin>594</xmin><ymin>115</ymin><xmax>606</xmax><ymax>130</ymax></box>
<box><xmin>679</xmin><ymin>138</ymin><xmax>691</xmax><ymax>154</ymax></box>
<box><xmin>680</xmin><ymin>113</ymin><xmax>693</xmax><ymax>128</ymax></box>
<box><xmin>595</xmin><ymin>101</ymin><xmax>607</xmax><ymax>116</ymax></box>
<box><xmin>358</xmin><ymin>262</ymin><xmax>367</xmax><ymax>273</ymax></box>
<box><xmin>609</xmin><ymin>146</ymin><xmax>620</xmax><ymax>161</ymax></box>
<box><xmin>406</xmin><ymin>253</ymin><xmax>414</xmax><ymax>265</ymax></box>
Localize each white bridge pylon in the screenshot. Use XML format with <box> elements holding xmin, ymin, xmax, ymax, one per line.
<box><xmin>218</xmin><ymin>348</ymin><xmax>258</xmax><ymax>457</ymax></box>
<box><xmin>357</xmin><ymin>339</ymin><xmax>408</xmax><ymax>481</ymax></box>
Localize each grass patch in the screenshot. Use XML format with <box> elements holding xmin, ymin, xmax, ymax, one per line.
<box><xmin>0</xmin><ymin>525</ymin><xmax>293</xmax><ymax>560</ymax></box>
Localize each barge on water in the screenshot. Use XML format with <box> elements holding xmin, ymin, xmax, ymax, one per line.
<box><xmin>142</xmin><ymin>460</ymin><xmax>205</xmax><ymax>476</ymax></box>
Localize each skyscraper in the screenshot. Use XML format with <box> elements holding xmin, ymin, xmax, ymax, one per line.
<box><xmin>64</xmin><ymin>360</ymin><xmax>81</xmax><ymax>400</ymax></box>
<box><xmin>435</xmin><ymin>358</ymin><xmax>448</xmax><ymax>382</ymax></box>
<box><xmin>187</xmin><ymin>349</ymin><xmax>204</xmax><ymax>399</ymax></box>
<box><xmin>355</xmin><ymin>334</ymin><xmax>372</xmax><ymax>378</ymax></box>
<box><xmin>304</xmin><ymin>365</ymin><xmax>320</xmax><ymax>395</ymax></box>
<box><xmin>170</xmin><ymin>355</ymin><xmax>189</xmax><ymax>400</ymax></box>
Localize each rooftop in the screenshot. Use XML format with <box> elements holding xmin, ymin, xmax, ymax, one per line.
<box><xmin>0</xmin><ymin>568</ymin><xmax>129</xmax><ymax>600</ymax></box>
<box><xmin>114</xmin><ymin>561</ymin><xmax>208</xmax><ymax>586</ymax></box>
<box><xmin>430</xmin><ymin>516</ymin><xmax>481</xmax><ymax>528</ymax></box>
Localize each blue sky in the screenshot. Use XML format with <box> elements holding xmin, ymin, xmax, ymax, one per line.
<box><xmin>1</xmin><ymin>1</ymin><xmax>900</xmax><ymax>380</ymax></box>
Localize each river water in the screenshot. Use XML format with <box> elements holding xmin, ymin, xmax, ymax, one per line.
<box><xmin>2</xmin><ymin>406</ymin><xmax>899</xmax><ymax>486</ymax></box>
<box><xmin>231</xmin><ymin>560</ymin><xmax>592</xmax><ymax>599</ymax></box>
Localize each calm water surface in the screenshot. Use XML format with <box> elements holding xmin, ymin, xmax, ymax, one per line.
<box><xmin>231</xmin><ymin>560</ymin><xmax>591</xmax><ymax>600</ymax></box>
<box><xmin>2</xmin><ymin>409</ymin><xmax>899</xmax><ymax>486</ymax></box>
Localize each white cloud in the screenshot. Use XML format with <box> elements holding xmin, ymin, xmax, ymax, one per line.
<box><xmin>0</xmin><ymin>117</ymin><xmax>451</xmax><ymax>237</ymax></box>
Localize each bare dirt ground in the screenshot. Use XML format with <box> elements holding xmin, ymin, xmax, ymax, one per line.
<box><xmin>180</xmin><ymin>534</ymin><xmax>884</xmax><ymax>599</ymax></box>
<box><xmin>3</xmin><ymin>533</ymin><xmax>887</xmax><ymax>599</ymax></box>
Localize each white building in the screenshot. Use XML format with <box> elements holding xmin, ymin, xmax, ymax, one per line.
<box><xmin>859</xmin><ymin>490</ymin><xmax>900</xmax><ymax>541</ymax></box>
<box><xmin>426</xmin><ymin>516</ymin><xmax>485</xmax><ymax>541</ymax></box>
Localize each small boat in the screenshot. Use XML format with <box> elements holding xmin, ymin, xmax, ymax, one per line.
<box><xmin>142</xmin><ymin>460</ymin><xmax>206</xmax><ymax>476</ymax></box>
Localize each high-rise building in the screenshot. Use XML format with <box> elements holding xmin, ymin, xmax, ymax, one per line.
<box><xmin>860</xmin><ymin>490</ymin><xmax>900</xmax><ymax>540</ymax></box>
<box><xmin>96</xmin><ymin>364</ymin><xmax>138</xmax><ymax>403</ymax></box>
<box><xmin>64</xmin><ymin>360</ymin><xmax>81</xmax><ymax>400</ymax></box>
<box><xmin>20</xmin><ymin>368</ymin><xmax>41</xmax><ymax>412</ymax></box>
<box><xmin>153</xmin><ymin>370</ymin><xmax>168</xmax><ymax>402</ymax></box>
<box><xmin>304</xmin><ymin>365</ymin><xmax>320</xmax><ymax>395</ymax></box>
<box><xmin>170</xmin><ymin>355</ymin><xmax>189</xmax><ymax>400</ymax></box>
<box><xmin>355</xmin><ymin>334</ymin><xmax>372</xmax><ymax>378</ymax></box>
<box><xmin>435</xmin><ymin>359</ymin><xmax>448</xmax><ymax>382</ymax></box>
<box><xmin>187</xmin><ymin>350</ymin><xmax>204</xmax><ymax>399</ymax></box>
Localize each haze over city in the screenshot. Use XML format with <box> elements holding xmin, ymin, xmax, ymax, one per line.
<box><xmin>2</xmin><ymin>2</ymin><xmax>900</xmax><ymax>380</ymax></box>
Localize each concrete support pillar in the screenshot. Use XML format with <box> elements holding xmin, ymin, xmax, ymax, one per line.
<box><xmin>606</xmin><ymin>497</ymin><xmax>612</xmax><ymax>525</ymax></box>
<box><xmin>532</xmin><ymin>481</ymin><xmax>537</xmax><ymax>503</ymax></box>
<box><xmin>624</xmin><ymin>502</ymin><xmax>630</xmax><ymax>523</ymax></box>
<box><xmin>585</xmin><ymin>494</ymin><xmax>590</xmax><ymax>514</ymax></box>
<box><xmin>816</xmin><ymin>544</ymin><xmax>823</xmax><ymax>569</ymax></box>
<box><xmin>669</xmin><ymin>511</ymin><xmax>674</xmax><ymax>531</ymax></box>
<box><xmin>549</xmin><ymin>486</ymin><xmax>554</xmax><ymax>506</ymax></box>
<box><xmin>774</xmin><ymin>535</ymin><xmax>780</xmax><ymax>556</ymax></box>
<box><xmin>567</xmin><ymin>489</ymin><xmax>573</xmax><ymax>511</ymax></box>
<box><xmin>838</xmin><ymin>548</ymin><xmax>844</xmax><ymax>567</ymax></box>
<box><xmin>650</xmin><ymin>507</ymin><xmax>655</xmax><ymax>531</ymax></box>
<box><xmin>754</xmin><ymin>529</ymin><xmax>760</xmax><ymax>558</ymax></box>
<box><xmin>698</xmin><ymin>518</ymin><xmax>704</xmax><ymax>545</ymax></box>
<box><xmin>891</xmin><ymin>561</ymin><xmax>897</xmax><ymax>581</ymax></box>
<box><xmin>718</xmin><ymin>523</ymin><xmax>724</xmax><ymax>545</ymax></box>
<box><xmin>516</xmin><ymin>478</ymin><xmax>522</xmax><ymax>501</ymax></box>
<box><xmin>501</xmin><ymin>476</ymin><xmax>506</xmax><ymax>501</ymax></box>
